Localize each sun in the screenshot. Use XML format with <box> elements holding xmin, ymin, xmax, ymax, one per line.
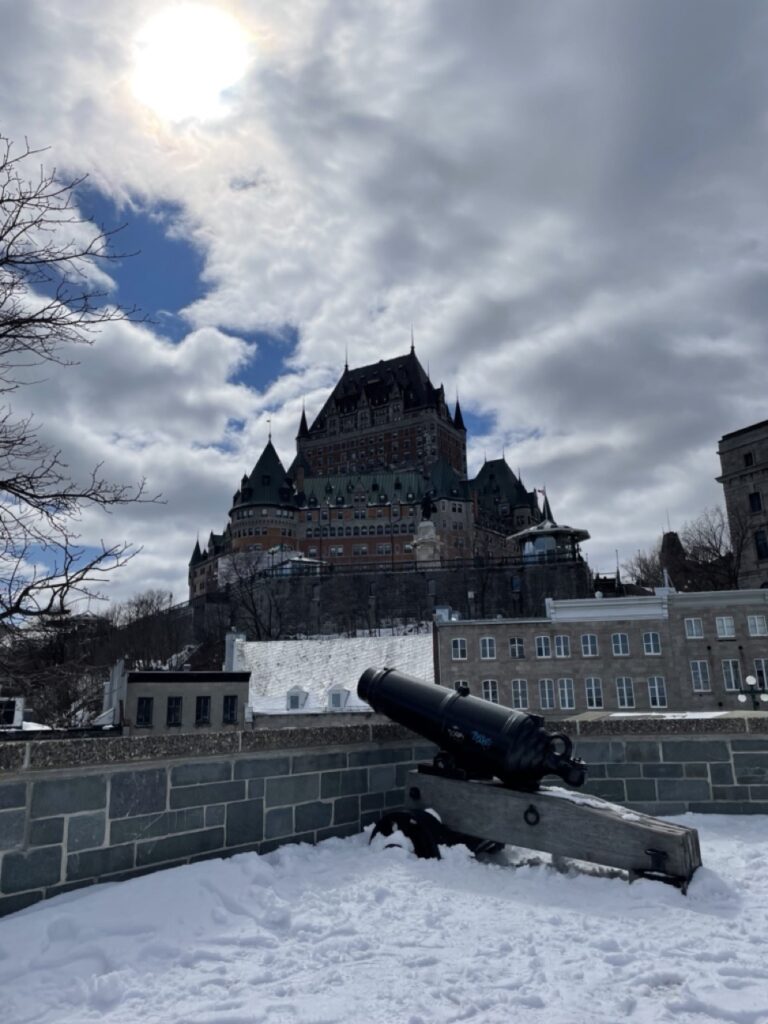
<box><xmin>132</xmin><ymin>3</ymin><xmax>251</xmax><ymax>122</ymax></box>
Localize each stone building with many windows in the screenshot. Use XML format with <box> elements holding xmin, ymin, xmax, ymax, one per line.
<box><xmin>718</xmin><ymin>418</ymin><xmax>768</xmax><ymax>589</ymax></box>
<box><xmin>188</xmin><ymin>348</ymin><xmax>572</xmax><ymax>600</ymax></box>
<box><xmin>434</xmin><ymin>588</ymin><xmax>768</xmax><ymax>715</ymax></box>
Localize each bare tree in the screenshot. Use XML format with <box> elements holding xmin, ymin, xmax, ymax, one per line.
<box><xmin>0</xmin><ymin>134</ymin><xmax>156</xmax><ymax>630</ymax></box>
<box><xmin>622</xmin><ymin>506</ymin><xmax>745</xmax><ymax>592</ymax></box>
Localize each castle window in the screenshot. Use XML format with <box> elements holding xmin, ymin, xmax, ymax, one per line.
<box><xmin>195</xmin><ymin>696</ymin><xmax>211</xmax><ymax>727</ymax></box>
<box><xmin>451</xmin><ymin>638</ymin><xmax>467</xmax><ymax>660</ymax></box>
<box><xmin>585</xmin><ymin>677</ymin><xmax>603</xmax><ymax>709</ymax></box>
<box><xmin>648</xmin><ymin>676</ymin><xmax>667</xmax><ymax>709</ymax></box>
<box><xmin>166</xmin><ymin>697</ymin><xmax>182</xmax><ymax>728</ymax></box>
<box><xmin>690</xmin><ymin>661</ymin><xmax>711</xmax><ymax>692</ymax></box>
<box><xmin>615</xmin><ymin>677</ymin><xmax>635</xmax><ymax>708</ymax></box>
<box><xmin>611</xmin><ymin>633</ymin><xmax>629</xmax><ymax>656</ymax></box>
<box><xmin>643</xmin><ymin>631</ymin><xmax>662</xmax><ymax>654</ymax></box>
<box><xmin>480</xmin><ymin>637</ymin><xmax>496</xmax><ymax>660</ymax></box>
<box><xmin>581</xmin><ymin>634</ymin><xmax>598</xmax><ymax>657</ymax></box>
<box><xmin>685</xmin><ymin>617</ymin><xmax>704</xmax><ymax>639</ymax></box>
<box><xmin>482</xmin><ymin>680</ymin><xmax>499</xmax><ymax>703</ymax></box>
<box><xmin>748</xmin><ymin>615</ymin><xmax>767</xmax><ymax>636</ymax></box>
<box><xmin>557</xmin><ymin>678</ymin><xmax>575</xmax><ymax>710</ymax></box>
<box><xmin>511</xmin><ymin>679</ymin><xmax>528</xmax><ymax>709</ymax></box>
<box><xmin>538</xmin><ymin>679</ymin><xmax>555</xmax><ymax>709</ymax></box>
<box><xmin>715</xmin><ymin>617</ymin><xmax>735</xmax><ymax>640</ymax></box>
<box><xmin>135</xmin><ymin>697</ymin><xmax>153</xmax><ymax>728</ymax></box>
<box><xmin>509</xmin><ymin>637</ymin><xmax>525</xmax><ymax>658</ymax></box>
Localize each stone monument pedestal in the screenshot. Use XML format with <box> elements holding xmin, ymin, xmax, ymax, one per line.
<box><xmin>412</xmin><ymin>519</ymin><xmax>443</xmax><ymax>565</ymax></box>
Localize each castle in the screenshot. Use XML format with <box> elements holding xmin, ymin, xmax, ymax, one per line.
<box><xmin>189</xmin><ymin>346</ymin><xmax>588</xmax><ymax>604</ymax></box>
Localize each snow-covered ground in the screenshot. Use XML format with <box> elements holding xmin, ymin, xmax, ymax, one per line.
<box><xmin>2</xmin><ymin>814</ymin><xmax>768</xmax><ymax>1024</ymax></box>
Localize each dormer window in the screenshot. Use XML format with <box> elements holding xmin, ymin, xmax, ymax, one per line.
<box><xmin>286</xmin><ymin>687</ymin><xmax>309</xmax><ymax>711</ymax></box>
<box><xmin>327</xmin><ymin>686</ymin><xmax>350</xmax><ymax>711</ymax></box>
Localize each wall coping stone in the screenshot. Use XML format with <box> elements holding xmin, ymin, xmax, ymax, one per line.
<box><xmin>2</xmin><ymin>712</ymin><xmax>766</xmax><ymax>777</ymax></box>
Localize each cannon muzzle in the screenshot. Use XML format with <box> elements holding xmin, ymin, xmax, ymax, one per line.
<box><xmin>358</xmin><ymin>666</ymin><xmax>586</xmax><ymax>790</ymax></box>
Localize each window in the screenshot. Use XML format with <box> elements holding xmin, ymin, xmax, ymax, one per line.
<box><xmin>685</xmin><ymin>617</ymin><xmax>704</xmax><ymax>639</ymax></box>
<box><xmin>722</xmin><ymin>660</ymin><xmax>741</xmax><ymax>691</ymax></box>
<box><xmin>482</xmin><ymin>679</ymin><xmax>499</xmax><ymax>703</ymax></box>
<box><xmin>585</xmin><ymin>677</ymin><xmax>603</xmax><ymax>709</ymax></box>
<box><xmin>135</xmin><ymin>696</ymin><xmax>153</xmax><ymax>728</ymax></box>
<box><xmin>643</xmin><ymin>631</ymin><xmax>661</xmax><ymax>655</ymax></box>
<box><xmin>511</xmin><ymin>679</ymin><xmax>528</xmax><ymax>709</ymax></box>
<box><xmin>539</xmin><ymin>679</ymin><xmax>555</xmax><ymax>710</ymax></box>
<box><xmin>328</xmin><ymin>688</ymin><xmax>349</xmax><ymax>710</ymax></box>
<box><xmin>749</xmin><ymin>491</ymin><xmax>762</xmax><ymax>513</ymax></box>
<box><xmin>745</xmin><ymin>451</ymin><xmax>754</xmax><ymax>467</ymax></box>
<box><xmin>615</xmin><ymin>677</ymin><xmax>635</xmax><ymax>709</ymax></box>
<box><xmin>611</xmin><ymin>633</ymin><xmax>629</xmax><ymax>656</ymax></box>
<box><xmin>509</xmin><ymin>637</ymin><xmax>525</xmax><ymax>659</ymax></box>
<box><xmin>756</xmin><ymin>530</ymin><xmax>768</xmax><ymax>561</ymax></box>
<box><xmin>647</xmin><ymin>676</ymin><xmax>667</xmax><ymax>709</ymax></box>
<box><xmin>557</xmin><ymin>678</ymin><xmax>575</xmax><ymax>710</ymax></box>
<box><xmin>690</xmin><ymin>660</ymin><xmax>711</xmax><ymax>692</ymax></box>
<box><xmin>451</xmin><ymin>637</ymin><xmax>467</xmax><ymax>660</ymax></box>
<box><xmin>453</xmin><ymin>680</ymin><xmax>469</xmax><ymax>693</ymax></box>
<box><xmin>187</xmin><ymin>690</ymin><xmax>210</xmax><ymax>726</ymax></box>
<box><xmin>480</xmin><ymin>637</ymin><xmax>496</xmax><ymax>660</ymax></box>
<box><xmin>554</xmin><ymin>635</ymin><xmax>571</xmax><ymax>658</ymax></box>
<box><xmin>581</xmin><ymin>634</ymin><xmax>598</xmax><ymax>657</ymax></box>
<box><xmin>222</xmin><ymin>695</ymin><xmax>238</xmax><ymax>725</ymax></box>
<box><xmin>715</xmin><ymin>616</ymin><xmax>735</xmax><ymax>639</ymax></box>
<box><xmin>287</xmin><ymin>688</ymin><xmax>308</xmax><ymax>710</ymax></box>
<box><xmin>748</xmin><ymin>614</ymin><xmax>768</xmax><ymax>637</ymax></box>
<box><xmin>166</xmin><ymin>696</ymin><xmax>182</xmax><ymax>728</ymax></box>
<box><xmin>755</xmin><ymin>659</ymin><xmax>768</xmax><ymax>689</ymax></box>
<box><xmin>535</xmin><ymin>635</ymin><xmax>551</xmax><ymax>658</ymax></box>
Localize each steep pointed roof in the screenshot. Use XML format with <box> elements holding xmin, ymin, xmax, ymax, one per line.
<box><xmin>233</xmin><ymin>440</ymin><xmax>293</xmax><ymax>508</ymax></box>
<box><xmin>308</xmin><ymin>349</ymin><xmax>448</xmax><ymax>428</ymax></box>
<box><xmin>453</xmin><ymin>397</ymin><xmax>466</xmax><ymax>431</ymax></box>
<box><xmin>189</xmin><ymin>539</ymin><xmax>203</xmax><ymax>566</ymax></box>
<box><xmin>471</xmin><ymin>458</ymin><xmax>532</xmax><ymax>509</ymax></box>
<box><xmin>297</xmin><ymin>407</ymin><xmax>309</xmax><ymax>439</ymax></box>
<box><xmin>540</xmin><ymin>492</ymin><xmax>555</xmax><ymax>523</ymax></box>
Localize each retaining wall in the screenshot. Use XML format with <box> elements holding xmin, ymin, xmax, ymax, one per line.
<box><xmin>1</xmin><ymin>712</ymin><xmax>767</xmax><ymax>918</ymax></box>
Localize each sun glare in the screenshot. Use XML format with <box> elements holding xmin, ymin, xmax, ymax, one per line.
<box><xmin>132</xmin><ymin>4</ymin><xmax>251</xmax><ymax>122</ymax></box>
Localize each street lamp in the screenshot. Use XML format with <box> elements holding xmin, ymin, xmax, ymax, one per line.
<box><xmin>736</xmin><ymin>675</ymin><xmax>768</xmax><ymax>710</ymax></box>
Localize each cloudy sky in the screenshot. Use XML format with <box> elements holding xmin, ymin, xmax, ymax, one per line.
<box><xmin>2</xmin><ymin>0</ymin><xmax>767</xmax><ymax>605</ymax></box>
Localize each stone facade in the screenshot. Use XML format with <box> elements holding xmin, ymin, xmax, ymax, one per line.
<box><xmin>435</xmin><ymin>589</ymin><xmax>768</xmax><ymax>714</ymax></box>
<box><xmin>718</xmin><ymin>418</ymin><xmax>768</xmax><ymax>589</ymax></box>
<box><xmin>123</xmin><ymin>670</ymin><xmax>251</xmax><ymax>734</ymax></box>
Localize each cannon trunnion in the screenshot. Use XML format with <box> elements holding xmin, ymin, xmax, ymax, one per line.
<box><xmin>358</xmin><ymin>667</ymin><xmax>702</xmax><ymax>890</ymax></box>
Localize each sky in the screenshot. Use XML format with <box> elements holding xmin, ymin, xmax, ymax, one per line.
<box><xmin>2</xmin><ymin>0</ymin><xmax>768</xmax><ymax>605</ymax></box>
<box><xmin>3</xmin><ymin>813</ymin><xmax>768</xmax><ymax>1023</ymax></box>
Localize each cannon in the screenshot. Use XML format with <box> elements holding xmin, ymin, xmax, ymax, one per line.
<box><xmin>358</xmin><ymin>666</ymin><xmax>586</xmax><ymax>790</ymax></box>
<box><xmin>358</xmin><ymin>668</ymin><xmax>702</xmax><ymax>890</ymax></box>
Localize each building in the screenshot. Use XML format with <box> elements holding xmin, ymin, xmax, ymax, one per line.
<box><xmin>434</xmin><ymin>588</ymin><xmax>768</xmax><ymax>715</ymax></box>
<box><xmin>189</xmin><ymin>347</ymin><xmax>565</xmax><ymax>599</ymax></box>
<box><xmin>119</xmin><ymin>669</ymin><xmax>251</xmax><ymax>734</ymax></box>
<box><xmin>718</xmin><ymin>419</ymin><xmax>768</xmax><ymax>589</ymax></box>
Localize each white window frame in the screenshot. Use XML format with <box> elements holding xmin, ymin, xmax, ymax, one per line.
<box><xmin>287</xmin><ymin>687</ymin><xmax>309</xmax><ymax>711</ymax></box>
<box><xmin>616</xmin><ymin>677</ymin><xmax>635</xmax><ymax>709</ymax></box>
<box><xmin>715</xmin><ymin>616</ymin><xmax>736</xmax><ymax>639</ymax></box>
<box><xmin>685</xmin><ymin>617</ymin><xmax>704</xmax><ymax>639</ymax></box>
<box><xmin>581</xmin><ymin>633</ymin><xmax>598</xmax><ymax>657</ymax></box>
<box><xmin>451</xmin><ymin>637</ymin><xmax>467</xmax><ymax>661</ymax></box>
<box><xmin>611</xmin><ymin>632</ymin><xmax>629</xmax><ymax>656</ymax></box>
<box><xmin>482</xmin><ymin>679</ymin><xmax>499</xmax><ymax>703</ymax></box>
<box><xmin>327</xmin><ymin>687</ymin><xmax>350</xmax><ymax>711</ymax></box>
<box><xmin>535</xmin><ymin>635</ymin><xmax>551</xmax><ymax>658</ymax></box>
<box><xmin>557</xmin><ymin>678</ymin><xmax>575</xmax><ymax>710</ymax></box>
<box><xmin>510</xmin><ymin>678</ymin><xmax>528</xmax><ymax>709</ymax></box>
<box><xmin>538</xmin><ymin>678</ymin><xmax>555</xmax><ymax>710</ymax></box>
<box><xmin>690</xmin><ymin>660</ymin><xmax>711</xmax><ymax>692</ymax></box>
<box><xmin>585</xmin><ymin>677</ymin><xmax>603</xmax><ymax>709</ymax></box>
<box><xmin>480</xmin><ymin>636</ymin><xmax>497</xmax><ymax>660</ymax></box>
<box><xmin>643</xmin><ymin>631</ymin><xmax>661</xmax><ymax>655</ymax></box>
<box><xmin>647</xmin><ymin>676</ymin><xmax>667</xmax><ymax>709</ymax></box>
<box><xmin>722</xmin><ymin>659</ymin><xmax>741</xmax><ymax>691</ymax></box>
<box><xmin>755</xmin><ymin>659</ymin><xmax>768</xmax><ymax>689</ymax></box>
<box><xmin>748</xmin><ymin>615</ymin><xmax>768</xmax><ymax>637</ymax></box>
<box><xmin>554</xmin><ymin>635</ymin><xmax>571</xmax><ymax>658</ymax></box>
<box><xmin>509</xmin><ymin>637</ymin><xmax>525</xmax><ymax>659</ymax></box>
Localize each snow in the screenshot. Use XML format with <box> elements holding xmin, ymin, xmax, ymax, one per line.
<box><xmin>2</xmin><ymin>814</ymin><xmax>768</xmax><ymax>1024</ymax></box>
<box><xmin>235</xmin><ymin>634</ymin><xmax>434</xmax><ymax>714</ymax></box>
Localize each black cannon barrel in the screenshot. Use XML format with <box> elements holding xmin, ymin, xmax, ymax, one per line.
<box><xmin>358</xmin><ymin>667</ymin><xmax>586</xmax><ymax>789</ymax></box>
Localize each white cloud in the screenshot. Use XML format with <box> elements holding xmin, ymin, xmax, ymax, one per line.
<box><xmin>2</xmin><ymin>0</ymin><xmax>768</xmax><ymax>599</ymax></box>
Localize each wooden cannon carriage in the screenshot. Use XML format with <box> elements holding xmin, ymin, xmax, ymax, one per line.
<box><xmin>358</xmin><ymin>668</ymin><xmax>702</xmax><ymax>890</ymax></box>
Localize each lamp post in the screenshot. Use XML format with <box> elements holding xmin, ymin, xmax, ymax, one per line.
<box><xmin>736</xmin><ymin>675</ymin><xmax>768</xmax><ymax>710</ymax></box>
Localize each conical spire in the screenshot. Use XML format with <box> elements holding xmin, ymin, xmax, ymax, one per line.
<box><xmin>453</xmin><ymin>396</ymin><xmax>466</xmax><ymax>431</ymax></box>
<box><xmin>541</xmin><ymin>491</ymin><xmax>555</xmax><ymax>524</ymax></box>
<box><xmin>298</xmin><ymin>403</ymin><xmax>309</xmax><ymax>439</ymax></box>
<box><xmin>189</xmin><ymin>539</ymin><xmax>203</xmax><ymax>566</ymax></box>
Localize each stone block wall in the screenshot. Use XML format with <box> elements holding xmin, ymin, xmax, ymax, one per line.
<box><xmin>2</xmin><ymin>711</ymin><xmax>768</xmax><ymax>918</ymax></box>
<box><xmin>0</xmin><ymin>718</ymin><xmax>433</xmax><ymax>919</ymax></box>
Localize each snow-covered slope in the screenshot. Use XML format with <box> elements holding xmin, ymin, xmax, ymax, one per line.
<box><xmin>2</xmin><ymin>814</ymin><xmax>767</xmax><ymax>1024</ymax></box>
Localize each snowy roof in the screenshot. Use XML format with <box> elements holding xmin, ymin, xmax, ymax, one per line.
<box><xmin>234</xmin><ymin>632</ymin><xmax>435</xmax><ymax>714</ymax></box>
